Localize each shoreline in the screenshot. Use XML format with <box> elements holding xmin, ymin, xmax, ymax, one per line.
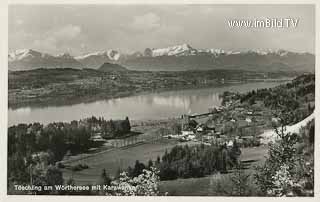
<box><xmin>8</xmin><ymin>79</ymin><xmax>291</xmax><ymax>127</ymax></box>
<box><xmin>9</xmin><ymin>78</ymin><xmax>290</xmax><ymax>110</ymax></box>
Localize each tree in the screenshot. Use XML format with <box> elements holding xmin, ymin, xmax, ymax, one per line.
<box><xmin>144</xmin><ymin>48</ymin><xmax>153</xmax><ymax>57</ymax></box>
<box><xmin>132</xmin><ymin>160</ymin><xmax>146</xmax><ymax>177</ymax></box>
<box><xmin>114</xmin><ymin>167</ymin><xmax>122</xmax><ymax>179</ymax></box>
<box><xmin>155</xmin><ymin>156</ymin><xmax>161</xmax><ymax>168</ymax></box>
<box><xmin>188</xmin><ymin>119</ymin><xmax>198</xmax><ymax>129</ymax></box>
<box><xmin>220</xmin><ymin>144</ymin><xmax>228</xmax><ymax>173</ymax></box>
<box><xmin>170</xmin><ymin>122</ymin><xmax>181</xmax><ymax>135</ymax></box>
<box><xmin>45</xmin><ymin>165</ymin><xmax>64</xmax><ymax>186</ymax></box>
<box><xmin>100</xmin><ymin>168</ymin><xmax>112</xmax><ymax>186</ymax></box>
<box><xmin>230</xmin><ymin>162</ymin><xmax>251</xmax><ymax>196</ymax></box>
<box><xmin>101</xmin><ymin>119</ymin><xmax>116</xmax><ymax>138</ymax></box>
<box><xmin>147</xmin><ymin>159</ymin><xmax>153</xmax><ymax>169</ymax></box>
<box><xmin>229</xmin><ymin>139</ymin><xmax>241</xmax><ymax>167</ymax></box>
<box><xmin>105</xmin><ymin>167</ymin><xmax>160</xmax><ymax>196</ymax></box>
<box><xmin>254</xmin><ymin>112</ymin><xmax>303</xmax><ymax>196</ymax></box>
<box><xmin>125</xmin><ymin>117</ymin><xmax>131</xmax><ymax>132</ymax></box>
<box><xmin>66</xmin><ymin>177</ymin><xmax>75</xmax><ymax>185</ymax></box>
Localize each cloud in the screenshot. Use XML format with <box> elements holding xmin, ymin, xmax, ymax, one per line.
<box><xmin>117</xmin><ymin>12</ymin><xmax>183</xmax><ymax>49</ymax></box>
<box><xmin>9</xmin><ymin>5</ymin><xmax>315</xmax><ymax>54</ymax></box>
<box><xmin>31</xmin><ymin>24</ymin><xmax>82</xmax><ymax>53</ymax></box>
<box><xmin>15</xmin><ymin>19</ymin><xmax>24</xmax><ymax>25</ymax></box>
<box><xmin>130</xmin><ymin>12</ymin><xmax>161</xmax><ymax>31</ymax></box>
<box><xmin>33</xmin><ymin>37</ymin><xmax>57</xmax><ymax>52</ymax></box>
<box><xmin>54</xmin><ymin>24</ymin><xmax>81</xmax><ymax>39</ymax></box>
<box><xmin>80</xmin><ymin>43</ymin><xmax>86</xmax><ymax>49</ymax></box>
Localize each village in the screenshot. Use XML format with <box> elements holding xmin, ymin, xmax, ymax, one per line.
<box><xmin>80</xmin><ymin>90</ymin><xmax>280</xmax><ymax>155</ymax></box>
<box><xmin>161</xmin><ymin>93</ymin><xmax>279</xmax><ymax>149</ymax></box>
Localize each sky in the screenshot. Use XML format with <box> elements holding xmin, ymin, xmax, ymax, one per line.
<box><xmin>8</xmin><ymin>4</ymin><xmax>315</xmax><ymax>55</ymax></box>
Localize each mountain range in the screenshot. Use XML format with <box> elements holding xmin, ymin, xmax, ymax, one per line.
<box><xmin>8</xmin><ymin>49</ymin><xmax>84</xmax><ymax>71</ymax></box>
<box><xmin>8</xmin><ymin>44</ymin><xmax>315</xmax><ymax>72</ymax></box>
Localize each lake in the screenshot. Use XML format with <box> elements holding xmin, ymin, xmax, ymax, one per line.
<box><xmin>8</xmin><ymin>81</ymin><xmax>286</xmax><ymax>126</ymax></box>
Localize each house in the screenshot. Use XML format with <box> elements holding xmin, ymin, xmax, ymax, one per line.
<box><xmin>181</xmin><ymin>130</ymin><xmax>194</xmax><ymax>136</ymax></box>
<box><xmin>196</xmin><ymin>125</ymin><xmax>205</xmax><ymax>132</ymax></box>
<box><xmin>90</xmin><ymin>134</ymin><xmax>105</xmax><ymax>142</ymax></box>
<box><xmin>215</xmin><ymin>131</ymin><xmax>222</xmax><ymax>137</ymax></box>
<box><xmin>202</xmin><ymin>135</ymin><xmax>216</xmax><ymax>141</ymax></box>
<box><xmin>227</xmin><ymin>140</ymin><xmax>234</xmax><ymax>147</ymax></box>
<box><xmin>245</xmin><ymin>117</ymin><xmax>252</xmax><ymax>124</ymax></box>
<box><xmin>186</xmin><ymin>134</ymin><xmax>196</xmax><ymax>140</ymax></box>
<box><xmin>271</xmin><ymin>117</ymin><xmax>280</xmax><ymax>123</ymax></box>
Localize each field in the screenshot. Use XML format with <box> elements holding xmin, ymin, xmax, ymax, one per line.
<box><xmin>62</xmin><ymin>137</ymin><xmax>202</xmax><ymax>185</ymax></box>
<box><xmin>62</xmin><ymin>130</ymin><xmax>268</xmax><ymax>191</ymax></box>
<box><xmin>159</xmin><ymin>145</ymin><xmax>269</xmax><ymax>196</ymax></box>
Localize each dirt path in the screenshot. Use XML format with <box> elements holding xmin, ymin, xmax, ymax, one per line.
<box><xmin>259</xmin><ymin>112</ymin><xmax>314</xmax><ymax>144</ymax></box>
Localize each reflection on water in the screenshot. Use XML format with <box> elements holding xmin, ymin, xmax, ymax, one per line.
<box><xmin>8</xmin><ymin>82</ymin><xmax>286</xmax><ymax>126</ymax></box>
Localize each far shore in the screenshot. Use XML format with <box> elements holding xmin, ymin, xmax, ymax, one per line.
<box><xmin>9</xmin><ymin>77</ymin><xmax>291</xmax><ymax>110</ymax></box>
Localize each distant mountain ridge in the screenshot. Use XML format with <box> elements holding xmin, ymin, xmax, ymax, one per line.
<box><xmin>75</xmin><ymin>50</ymin><xmax>121</xmax><ymax>69</ymax></box>
<box><xmin>98</xmin><ymin>62</ymin><xmax>127</xmax><ymax>72</ymax></box>
<box><xmin>9</xmin><ymin>49</ymin><xmax>84</xmax><ymax>71</ymax></box>
<box><xmin>8</xmin><ymin>44</ymin><xmax>315</xmax><ymax>72</ymax></box>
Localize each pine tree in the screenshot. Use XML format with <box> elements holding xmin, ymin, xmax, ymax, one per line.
<box><xmin>230</xmin><ymin>162</ymin><xmax>250</xmax><ymax>196</ymax></box>
<box><xmin>100</xmin><ymin>168</ymin><xmax>111</xmax><ymax>185</ymax></box>
<box><xmin>230</xmin><ymin>139</ymin><xmax>241</xmax><ymax>167</ymax></box>
<box><xmin>148</xmin><ymin>159</ymin><xmax>153</xmax><ymax>169</ymax></box>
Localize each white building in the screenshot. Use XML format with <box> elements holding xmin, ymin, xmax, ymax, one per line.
<box><xmin>182</xmin><ymin>130</ymin><xmax>194</xmax><ymax>136</ymax></box>
<box><xmin>245</xmin><ymin>117</ymin><xmax>252</xmax><ymax>124</ymax></box>
<box><xmin>227</xmin><ymin>140</ymin><xmax>234</xmax><ymax>147</ymax></box>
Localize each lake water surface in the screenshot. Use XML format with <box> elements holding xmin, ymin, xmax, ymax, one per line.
<box><xmin>8</xmin><ymin>81</ymin><xmax>286</xmax><ymax>126</ymax></box>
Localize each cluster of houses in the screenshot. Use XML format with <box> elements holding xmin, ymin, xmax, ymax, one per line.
<box><xmin>165</xmin><ymin>102</ymin><xmax>275</xmax><ymax>147</ymax></box>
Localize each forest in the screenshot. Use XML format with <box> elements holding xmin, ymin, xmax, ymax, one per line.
<box><xmin>222</xmin><ymin>74</ymin><xmax>315</xmax><ymax>124</ymax></box>
<box><xmin>123</xmin><ymin>141</ymin><xmax>241</xmax><ymax>181</ymax></box>
<box><xmin>7</xmin><ymin>116</ymin><xmax>131</xmax><ymax>188</ymax></box>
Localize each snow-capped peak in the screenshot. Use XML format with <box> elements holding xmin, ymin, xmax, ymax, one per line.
<box><xmin>106</xmin><ymin>50</ymin><xmax>121</xmax><ymax>61</ymax></box>
<box><xmin>275</xmin><ymin>49</ymin><xmax>289</xmax><ymax>57</ymax></box>
<box><xmin>8</xmin><ymin>49</ymin><xmax>43</xmax><ymax>62</ymax></box>
<box><xmin>56</xmin><ymin>52</ymin><xmax>73</xmax><ymax>59</ymax></box>
<box><xmin>74</xmin><ymin>50</ymin><xmax>107</xmax><ymax>59</ymax></box>
<box><xmin>150</xmin><ymin>43</ymin><xmax>197</xmax><ymax>57</ymax></box>
<box><xmin>198</xmin><ymin>48</ymin><xmax>226</xmax><ymax>56</ymax></box>
<box><xmin>75</xmin><ymin>49</ymin><xmax>120</xmax><ymax>61</ymax></box>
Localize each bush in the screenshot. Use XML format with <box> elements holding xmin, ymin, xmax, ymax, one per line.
<box><xmin>57</xmin><ymin>162</ymin><xmax>65</xmax><ymax>169</ymax></box>
<box><xmin>254</xmin><ymin>114</ymin><xmax>314</xmax><ymax>196</ymax></box>
<box><xmin>71</xmin><ymin>163</ymin><xmax>89</xmax><ymax>171</ymax></box>
<box><xmin>105</xmin><ymin>167</ymin><xmax>160</xmax><ymax>196</ymax></box>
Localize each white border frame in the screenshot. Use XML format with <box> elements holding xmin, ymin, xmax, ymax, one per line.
<box><xmin>1</xmin><ymin>1</ymin><xmax>319</xmax><ymax>202</ymax></box>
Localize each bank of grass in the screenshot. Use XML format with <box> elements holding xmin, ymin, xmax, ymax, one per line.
<box><xmin>62</xmin><ymin>134</ymin><xmax>268</xmax><ymax>189</ymax></box>
<box><xmin>62</xmin><ymin>138</ymin><xmax>190</xmax><ymax>185</ymax></box>
<box><xmin>159</xmin><ymin>145</ymin><xmax>268</xmax><ymax>196</ymax></box>
<box><xmin>159</xmin><ymin>171</ymin><xmax>260</xmax><ymax>196</ymax></box>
